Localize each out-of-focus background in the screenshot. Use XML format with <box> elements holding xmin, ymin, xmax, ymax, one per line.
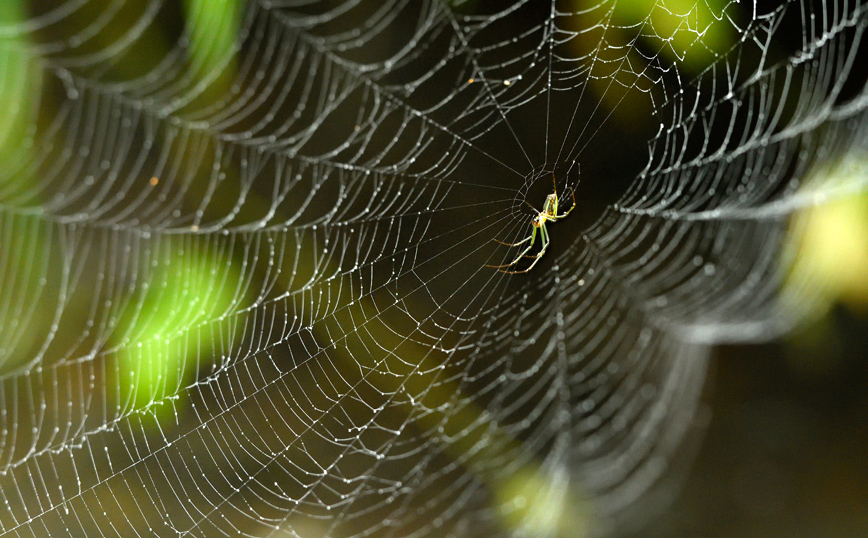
<box><xmin>1</xmin><ymin>0</ymin><xmax>867</xmax><ymax>536</ymax></box>
<box><xmin>642</xmin><ymin>187</ymin><xmax>868</xmax><ymax>537</ymax></box>
<box><xmin>645</xmin><ymin>309</ymin><xmax>868</xmax><ymax>537</ymax></box>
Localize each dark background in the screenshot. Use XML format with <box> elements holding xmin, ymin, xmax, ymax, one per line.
<box><xmin>645</xmin><ymin>306</ymin><xmax>868</xmax><ymax>537</ymax></box>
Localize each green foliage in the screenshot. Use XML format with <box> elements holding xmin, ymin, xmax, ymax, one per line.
<box><xmin>0</xmin><ymin>0</ymin><xmax>36</xmax><ymax>193</ymax></box>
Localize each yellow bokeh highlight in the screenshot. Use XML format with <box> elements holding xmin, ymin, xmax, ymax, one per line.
<box><xmin>781</xmin><ymin>164</ymin><xmax>868</xmax><ymax>375</ymax></box>
<box><xmin>614</xmin><ymin>0</ymin><xmax>736</xmax><ymax>74</ymax></box>
<box><xmin>495</xmin><ymin>465</ymin><xmax>591</xmax><ymax>538</ymax></box>
<box><xmin>785</xmin><ymin>186</ymin><xmax>868</xmax><ymax>315</ymax></box>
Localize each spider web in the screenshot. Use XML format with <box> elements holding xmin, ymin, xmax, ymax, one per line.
<box><xmin>0</xmin><ymin>0</ymin><xmax>867</xmax><ymax>536</ymax></box>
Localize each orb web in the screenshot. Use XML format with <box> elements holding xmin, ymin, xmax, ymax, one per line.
<box><xmin>0</xmin><ymin>0</ymin><xmax>867</xmax><ymax>537</ymax></box>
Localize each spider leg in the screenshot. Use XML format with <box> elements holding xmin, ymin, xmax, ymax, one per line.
<box><xmin>515</xmin><ymin>227</ymin><xmax>549</xmax><ymax>273</ymax></box>
<box><xmin>524</xmin><ymin>223</ymin><xmax>549</xmax><ymax>259</ymax></box>
<box><xmin>500</xmin><ymin>226</ymin><xmax>549</xmax><ymax>273</ymax></box>
<box><xmin>499</xmin><ymin>263</ymin><xmax>534</xmax><ymax>274</ymax></box>
<box><xmin>486</xmin><ymin>227</ymin><xmax>537</xmax><ymax>269</ymax></box>
<box><xmin>502</xmin><ymin>244</ymin><xmax>546</xmax><ymax>274</ymax></box>
<box><xmin>493</xmin><ymin>235</ymin><xmax>532</xmax><ymax>247</ymax></box>
<box><xmin>517</xmin><ymin>250</ymin><xmax>546</xmax><ymax>273</ymax></box>
<box><xmin>553</xmin><ymin>188</ymin><xmax>576</xmax><ymax>219</ymax></box>
<box><xmin>491</xmin><ymin>202</ymin><xmax>541</xmax><ymax>246</ymax></box>
<box><xmin>488</xmin><ymin>241</ymin><xmax>536</xmax><ymax>269</ymax></box>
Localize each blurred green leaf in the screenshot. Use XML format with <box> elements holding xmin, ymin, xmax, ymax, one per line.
<box><xmin>183</xmin><ymin>0</ymin><xmax>242</xmax><ymax>103</ymax></box>
<box><xmin>116</xmin><ymin>241</ymin><xmax>243</xmax><ymax>410</ymax></box>
<box><xmin>0</xmin><ymin>0</ymin><xmax>36</xmax><ymax>196</ymax></box>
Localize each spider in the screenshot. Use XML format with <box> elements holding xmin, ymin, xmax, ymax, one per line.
<box><xmin>487</xmin><ymin>173</ymin><xmax>576</xmax><ymax>274</ymax></box>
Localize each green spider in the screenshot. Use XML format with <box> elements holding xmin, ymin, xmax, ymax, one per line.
<box><xmin>488</xmin><ymin>173</ymin><xmax>576</xmax><ymax>274</ymax></box>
